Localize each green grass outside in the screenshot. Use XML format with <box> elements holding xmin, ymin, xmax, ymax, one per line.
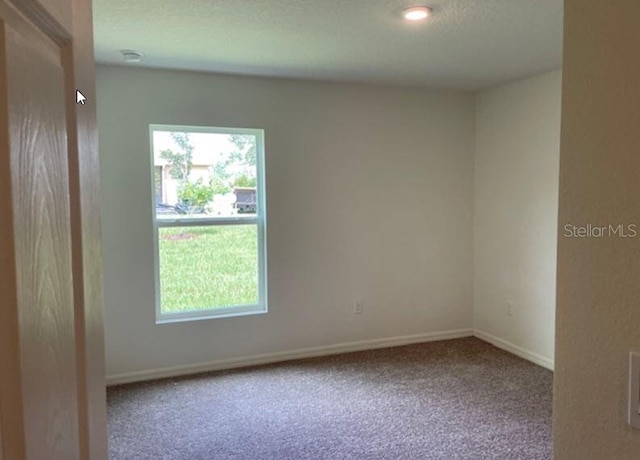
<box><xmin>159</xmin><ymin>225</ymin><xmax>258</xmax><ymax>313</ymax></box>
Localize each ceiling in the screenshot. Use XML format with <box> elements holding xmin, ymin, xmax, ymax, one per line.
<box><xmin>93</xmin><ymin>0</ymin><xmax>563</xmax><ymax>91</ymax></box>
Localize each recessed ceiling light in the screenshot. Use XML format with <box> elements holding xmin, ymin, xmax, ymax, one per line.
<box><xmin>402</xmin><ymin>6</ymin><xmax>432</xmax><ymax>21</ymax></box>
<box><xmin>121</xmin><ymin>50</ymin><xmax>144</xmax><ymax>63</ymax></box>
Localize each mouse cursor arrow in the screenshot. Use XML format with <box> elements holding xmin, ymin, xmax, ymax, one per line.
<box><xmin>76</xmin><ymin>90</ymin><xmax>86</xmax><ymax>105</ymax></box>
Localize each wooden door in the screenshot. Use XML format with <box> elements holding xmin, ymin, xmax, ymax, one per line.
<box><xmin>0</xmin><ymin>0</ymin><xmax>106</xmax><ymax>459</ymax></box>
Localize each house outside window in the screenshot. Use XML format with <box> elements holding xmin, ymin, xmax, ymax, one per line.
<box><xmin>154</xmin><ymin>166</ymin><xmax>163</xmax><ymax>203</ymax></box>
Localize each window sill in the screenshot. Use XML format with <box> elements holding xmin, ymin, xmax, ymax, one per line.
<box><xmin>156</xmin><ymin>305</ymin><xmax>267</xmax><ymax>325</ymax></box>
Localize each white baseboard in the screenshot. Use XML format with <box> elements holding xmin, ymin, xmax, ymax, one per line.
<box><xmin>474</xmin><ymin>329</ymin><xmax>554</xmax><ymax>371</ymax></box>
<box><xmin>106</xmin><ymin>328</ymin><xmax>474</xmax><ymax>386</ymax></box>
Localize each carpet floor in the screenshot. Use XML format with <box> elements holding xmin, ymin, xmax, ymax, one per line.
<box><xmin>108</xmin><ymin>337</ymin><xmax>553</xmax><ymax>460</ymax></box>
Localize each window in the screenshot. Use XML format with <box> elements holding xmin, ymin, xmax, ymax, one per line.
<box><xmin>150</xmin><ymin>125</ymin><xmax>267</xmax><ymax>322</ymax></box>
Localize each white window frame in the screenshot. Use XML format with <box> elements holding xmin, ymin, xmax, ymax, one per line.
<box><xmin>149</xmin><ymin>124</ymin><xmax>268</xmax><ymax>323</ymax></box>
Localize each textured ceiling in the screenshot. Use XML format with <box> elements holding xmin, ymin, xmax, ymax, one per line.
<box><xmin>93</xmin><ymin>0</ymin><xmax>563</xmax><ymax>91</ymax></box>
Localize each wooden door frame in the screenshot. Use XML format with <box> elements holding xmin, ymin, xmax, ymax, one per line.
<box><xmin>62</xmin><ymin>0</ymin><xmax>108</xmax><ymax>457</ymax></box>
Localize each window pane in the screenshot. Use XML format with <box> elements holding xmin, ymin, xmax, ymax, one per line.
<box><xmin>153</xmin><ymin>131</ymin><xmax>258</xmax><ymax>219</ymax></box>
<box><xmin>158</xmin><ymin>225</ymin><xmax>259</xmax><ymax>313</ymax></box>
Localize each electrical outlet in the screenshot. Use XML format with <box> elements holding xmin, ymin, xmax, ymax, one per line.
<box><xmin>506</xmin><ymin>301</ymin><xmax>515</xmax><ymax>317</ymax></box>
<box><xmin>354</xmin><ymin>299</ymin><xmax>363</xmax><ymax>314</ymax></box>
<box><xmin>629</xmin><ymin>352</ymin><xmax>640</xmax><ymax>429</ymax></box>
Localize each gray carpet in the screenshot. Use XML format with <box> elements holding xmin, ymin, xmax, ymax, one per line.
<box><xmin>107</xmin><ymin>338</ymin><xmax>552</xmax><ymax>460</ymax></box>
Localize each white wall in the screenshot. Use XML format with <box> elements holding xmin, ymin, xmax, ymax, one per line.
<box><xmin>97</xmin><ymin>66</ymin><xmax>475</xmax><ymax>380</ymax></box>
<box><xmin>473</xmin><ymin>70</ymin><xmax>561</xmax><ymax>368</ymax></box>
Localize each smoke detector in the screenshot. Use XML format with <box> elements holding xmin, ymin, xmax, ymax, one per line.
<box><xmin>121</xmin><ymin>50</ymin><xmax>144</xmax><ymax>63</ymax></box>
